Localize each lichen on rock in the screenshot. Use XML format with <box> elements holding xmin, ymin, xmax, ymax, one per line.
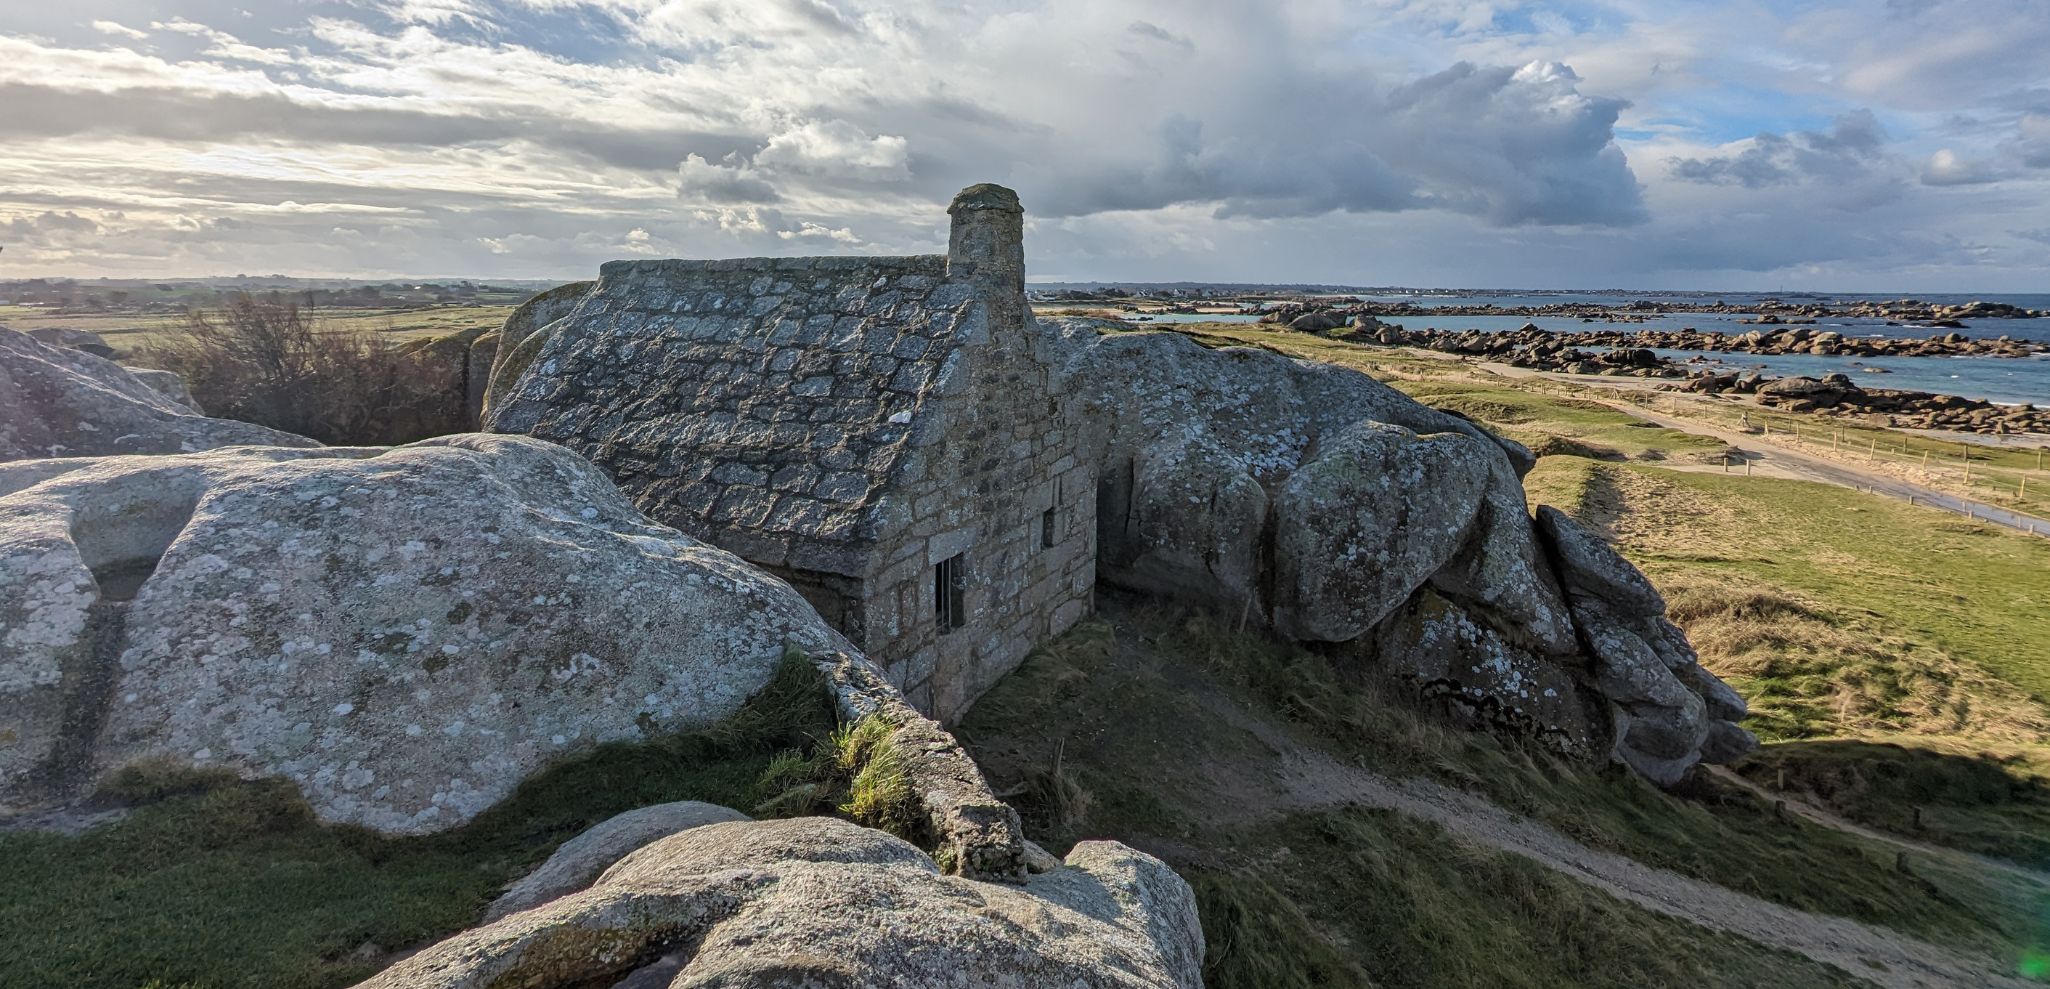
<box><xmin>0</xmin><ymin>325</ymin><xmax>315</xmax><ymax>461</ymax></box>
<box><xmin>355</xmin><ymin>816</ymin><xmax>1203</xmax><ymax>989</ymax></box>
<box><xmin>0</xmin><ymin>434</ymin><xmax>858</xmax><ymax>833</ymax></box>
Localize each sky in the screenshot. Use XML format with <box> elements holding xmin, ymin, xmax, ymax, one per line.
<box><xmin>2</xmin><ymin>0</ymin><xmax>2048</xmax><ymax>290</ymax></box>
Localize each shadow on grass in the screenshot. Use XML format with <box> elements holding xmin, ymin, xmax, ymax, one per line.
<box><xmin>1740</xmin><ymin>738</ymin><xmax>2050</xmax><ymax>871</ymax></box>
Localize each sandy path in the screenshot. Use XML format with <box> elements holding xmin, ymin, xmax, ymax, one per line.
<box><xmin>1199</xmin><ymin>692</ymin><xmax>2040</xmax><ymax>989</ymax></box>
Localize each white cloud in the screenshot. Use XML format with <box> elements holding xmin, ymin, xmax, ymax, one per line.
<box><xmin>0</xmin><ymin>0</ymin><xmax>2043</xmax><ymax>288</ymax></box>
<box><xmin>778</xmin><ymin>220</ymin><xmax>860</xmax><ymax>243</ymax></box>
<box><xmin>756</xmin><ymin>120</ymin><xmax>910</xmax><ymax>177</ymax></box>
<box><xmin>621</xmin><ymin>226</ymin><xmax>659</xmax><ymax>253</ymax></box>
<box><xmin>90</xmin><ymin>20</ymin><xmax>149</xmax><ymax>41</ymax></box>
<box><xmin>1922</xmin><ymin>148</ymin><xmax>1998</xmax><ymax>186</ymax></box>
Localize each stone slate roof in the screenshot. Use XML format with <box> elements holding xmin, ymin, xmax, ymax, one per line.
<box><xmin>488</xmin><ymin>254</ymin><xmax>985</xmax><ymax>571</ymax></box>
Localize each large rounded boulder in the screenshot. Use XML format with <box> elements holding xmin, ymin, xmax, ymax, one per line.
<box><xmin>0</xmin><ymin>325</ymin><xmax>313</xmax><ymax>461</ymax></box>
<box><xmin>356</xmin><ymin>816</ymin><xmax>1204</xmax><ymax>989</ymax></box>
<box><xmin>0</xmin><ymin>434</ymin><xmax>854</xmax><ymax>833</ymax></box>
<box><xmin>1048</xmin><ymin>322</ymin><xmax>1574</xmax><ymax>654</ymax></box>
<box><xmin>1044</xmin><ymin>319</ymin><xmax>1753</xmax><ymax>780</ymax></box>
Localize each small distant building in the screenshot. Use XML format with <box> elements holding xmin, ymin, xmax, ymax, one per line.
<box><xmin>487</xmin><ymin>185</ymin><xmax>1096</xmax><ymax>719</ymax></box>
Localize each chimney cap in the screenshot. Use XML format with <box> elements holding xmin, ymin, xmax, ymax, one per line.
<box><xmin>949</xmin><ymin>183</ymin><xmax>1021</xmax><ymax>214</ymax></box>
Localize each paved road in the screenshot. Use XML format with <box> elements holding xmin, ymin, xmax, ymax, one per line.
<box><xmin>1622</xmin><ymin>402</ymin><xmax>2050</xmax><ymax>539</ymax></box>
<box><xmin>1468</xmin><ymin>359</ymin><xmax>2050</xmax><ymax>539</ymax></box>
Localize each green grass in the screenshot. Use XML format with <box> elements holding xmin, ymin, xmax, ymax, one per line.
<box><xmin>1397</xmin><ymin>379</ymin><xmax>1729</xmax><ymax>461</ymax></box>
<box><xmin>1530</xmin><ymin>456</ymin><xmax>2050</xmax><ymax>705</ymax></box>
<box><xmin>751</xmin><ymin>714</ymin><xmax>923</xmax><ymax>839</ymax></box>
<box><xmin>1740</xmin><ymin>740</ymin><xmax>2050</xmax><ymax>870</ymax></box>
<box><xmin>831</xmin><ymin>717</ymin><xmax>919</xmax><ymax>835</ymax></box>
<box><xmin>1112</xmin><ymin>320</ymin><xmax>1474</xmax><ymax>377</ymax></box>
<box><xmin>1175</xmin><ymin>604</ymin><xmax>2041</xmax><ymax>954</ymax></box>
<box><xmin>1613</xmin><ymin>388</ymin><xmax>2050</xmax><ymax>516</ymax></box>
<box><xmin>1528</xmin><ymin>455</ymin><xmax>2050</xmax><ymax>872</ymax></box>
<box><xmin>955</xmin><ymin>597</ymin><xmax>2049</xmax><ymax>986</ymax></box>
<box><xmin>1201</xmin><ymin>809</ymin><xmax>1872</xmax><ymax>989</ymax></box>
<box><xmin>0</xmin><ymin>651</ymin><xmax>838</xmax><ymax>989</ymax></box>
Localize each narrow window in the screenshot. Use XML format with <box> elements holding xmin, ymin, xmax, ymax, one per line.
<box><xmin>1041</xmin><ymin>507</ymin><xmax>1057</xmax><ymax>549</ymax></box>
<box><xmin>935</xmin><ymin>554</ymin><xmax>967</xmax><ymax>632</ymax></box>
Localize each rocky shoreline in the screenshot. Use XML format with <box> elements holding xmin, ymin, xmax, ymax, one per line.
<box><xmin>1677</xmin><ymin>371</ymin><xmax>2050</xmax><ymax>435</ymax></box>
<box><xmin>1277</xmin><ymin>312</ymin><xmax>2046</xmax><ymax>359</ymax></box>
<box><xmin>1241</xmin><ymin>296</ymin><xmax>2050</xmax><ymax>323</ymax></box>
<box><xmin>1259</xmin><ymin>318</ymin><xmax>2048</xmax><ymax>438</ymax></box>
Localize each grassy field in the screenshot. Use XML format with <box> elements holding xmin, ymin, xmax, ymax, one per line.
<box><xmin>1530</xmin><ymin>457</ymin><xmax>2050</xmax><ymax>709</ymax></box>
<box><xmin>1525</xmin><ymin>455</ymin><xmax>2050</xmax><ymax>871</ymax></box>
<box><xmin>0</xmin><ymin>656</ymin><xmax>838</xmax><ymax>989</ymax></box>
<box><xmin>1608</xmin><ymin>376</ymin><xmax>2050</xmax><ymax>517</ymax></box>
<box><xmin>1397</xmin><ymin>379</ymin><xmax>1729</xmax><ymax>461</ymax></box>
<box><xmin>956</xmin><ymin>598</ymin><xmax>2046</xmax><ymax>988</ymax></box>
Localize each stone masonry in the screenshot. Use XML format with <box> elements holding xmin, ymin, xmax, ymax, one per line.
<box><xmin>486</xmin><ymin>185</ymin><xmax>1094</xmax><ymax>720</ymax></box>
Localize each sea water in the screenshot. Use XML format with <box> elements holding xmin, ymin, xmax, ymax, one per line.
<box><xmin>1116</xmin><ymin>293</ymin><xmax>2050</xmax><ymax>404</ymax></box>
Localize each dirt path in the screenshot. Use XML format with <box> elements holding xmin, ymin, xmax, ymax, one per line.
<box><xmin>1198</xmin><ymin>692</ymin><xmax>2040</xmax><ymax>989</ymax></box>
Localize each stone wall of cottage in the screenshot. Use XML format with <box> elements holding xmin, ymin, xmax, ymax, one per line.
<box><xmin>853</xmin><ymin>186</ymin><xmax>1097</xmax><ymax>720</ymax></box>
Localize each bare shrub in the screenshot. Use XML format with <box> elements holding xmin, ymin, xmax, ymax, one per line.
<box><xmin>142</xmin><ymin>294</ymin><xmax>464</xmax><ymax>445</ymax></box>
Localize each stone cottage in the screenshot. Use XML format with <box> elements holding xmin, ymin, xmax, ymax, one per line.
<box><xmin>485</xmin><ymin>184</ymin><xmax>1755</xmax><ymax>782</ymax></box>
<box><xmin>485</xmin><ymin>186</ymin><xmax>1095</xmax><ymax>719</ymax></box>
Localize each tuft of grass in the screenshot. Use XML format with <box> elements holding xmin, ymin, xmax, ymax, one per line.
<box><xmin>0</xmin><ymin>651</ymin><xmax>838</xmax><ymax>989</ymax></box>
<box><xmin>838</xmin><ymin>727</ymin><xmax>918</xmax><ymax>836</ymax></box>
<box><xmin>831</xmin><ymin>715</ymin><xmax>895</xmax><ymax>775</ymax></box>
<box><xmin>748</xmin><ymin>713</ymin><xmax>922</xmax><ymax>842</ymax></box>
